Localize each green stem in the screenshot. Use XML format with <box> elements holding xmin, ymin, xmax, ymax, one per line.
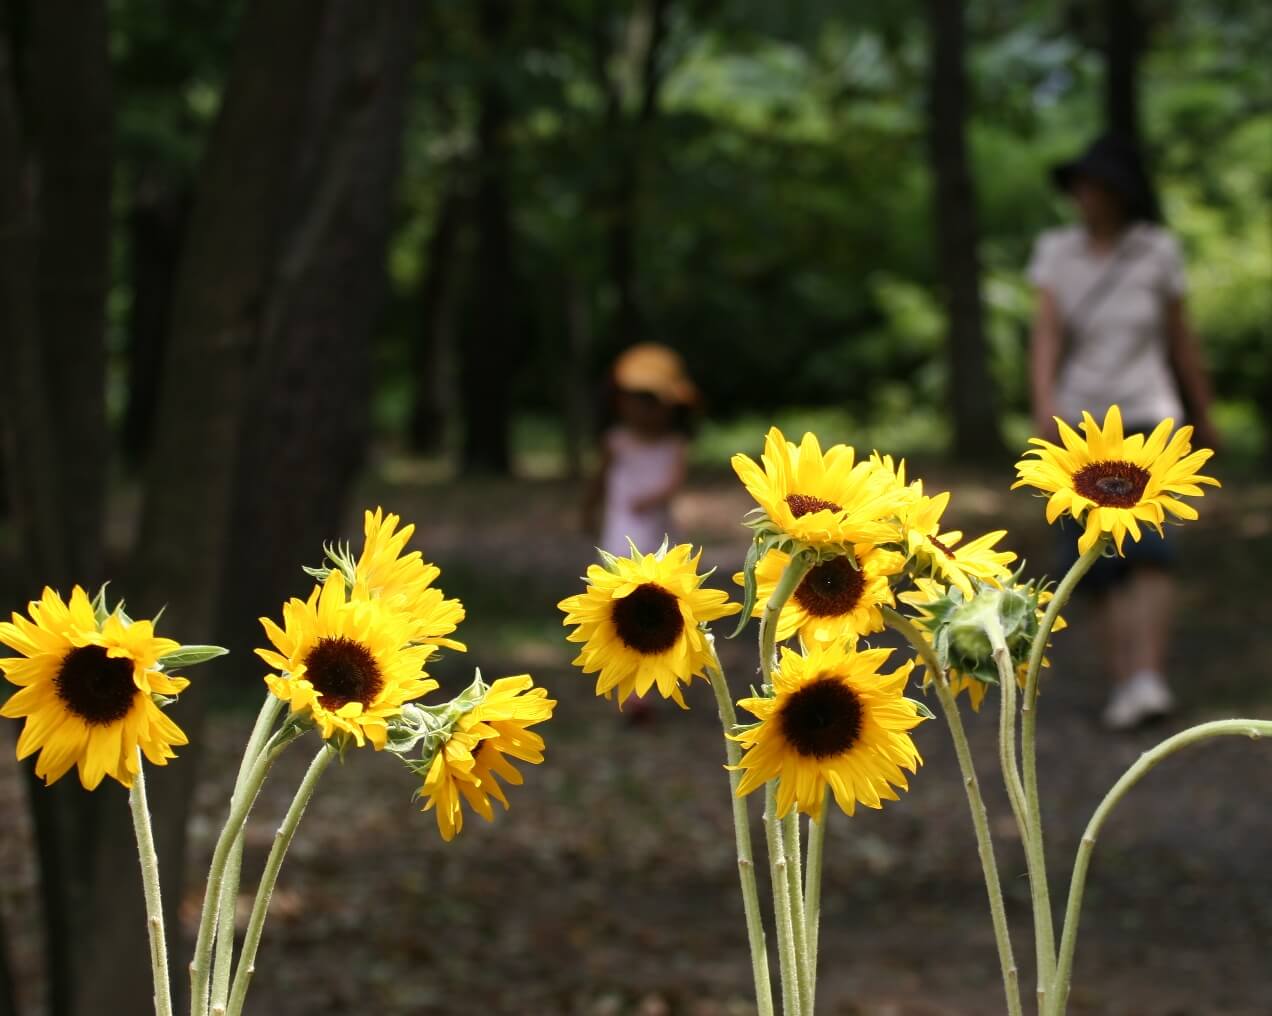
<box><xmin>1020</xmin><ymin>539</ymin><xmax>1105</xmax><ymax>999</ymax></box>
<box><xmin>989</xmin><ymin>617</ymin><xmax>1052</xmax><ymax>1010</ymax></box>
<box><xmin>226</xmin><ymin>744</ymin><xmax>335</xmax><ymax>1016</ymax></box>
<box><xmin>210</xmin><ymin>696</ymin><xmax>285</xmax><ymax>1014</ymax></box>
<box><xmin>803</xmin><ymin>793</ymin><xmax>829</xmax><ymax>1015</ymax></box>
<box><xmin>782</xmin><ymin>812</ymin><xmax>812</xmax><ymax>1010</ymax></box>
<box><xmin>758</xmin><ymin>554</ymin><xmax>813</xmax><ymax>687</ymax></box>
<box><xmin>190</xmin><ymin>725</ymin><xmax>298</xmax><ymax>1016</ymax></box>
<box><xmin>129</xmin><ymin>756</ymin><xmax>174</xmax><ymax>1016</ymax></box>
<box><xmin>764</xmin><ymin>782</ymin><xmax>802</xmax><ymax>1016</ymax></box>
<box><xmin>707</xmin><ymin>654</ymin><xmax>775</xmax><ymax>1016</ymax></box>
<box><xmin>1050</xmin><ymin>719</ymin><xmax>1272</xmax><ymax>1016</ymax></box>
<box><xmin>884</xmin><ymin>607</ymin><xmax>1022</xmax><ymax>1016</ymax></box>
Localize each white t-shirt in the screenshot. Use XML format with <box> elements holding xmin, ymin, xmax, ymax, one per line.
<box><xmin>1028</xmin><ymin>222</ymin><xmax>1187</xmax><ymax>426</ymax></box>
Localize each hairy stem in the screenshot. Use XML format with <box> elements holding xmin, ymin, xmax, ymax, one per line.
<box><xmin>884</xmin><ymin>607</ymin><xmax>1022</xmax><ymax>1016</ymax></box>
<box><xmin>189</xmin><ymin>725</ymin><xmax>298</xmax><ymax>1016</ymax></box>
<box><xmin>129</xmin><ymin>757</ymin><xmax>173</xmax><ymax>1016</ymax></box>
<box><xmin>707</xmin><ymin>653</ymin><xmax>775</xmax><ymax>1016</ymax></box>
<box><xmin>1050</xmin><ymin>720</ymin><xmax>1272</xmax><ymax>1015</ymax></box>
<box><xmin>1020</xmin><ymin>539</ymin><xmax>1106</xmax><ymax>998</ymax></box>
<box><xmin>226</xmin><ymin>744</ymin><xmax>335</xmax><ymax>1016</ymax></box>
<box><xmin>803</xmin><ymin>793</ymin><xmax>829</xmax><ymax>1014</ymax></box>
<box><xmin>210</xmin><ymin>696</ymin><xmax>285</xmax><ymax>1012</ymax></box>
<box><xmin>764</xmin><ymin>783</ymin><xmax>802</xmax><ymax>1016</ymax></box>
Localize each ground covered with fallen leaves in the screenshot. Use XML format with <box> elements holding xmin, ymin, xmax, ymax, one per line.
<box><xmin>9</xmin><ymin>461</ymin><xmax>1272</xmax><ymax>1014</ymax></box>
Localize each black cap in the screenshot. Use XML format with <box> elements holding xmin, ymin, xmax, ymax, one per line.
<box><xmin>1051</xmin><ymin>133</ymin><xmax>1162</xmax><ymax>223</ymax></box>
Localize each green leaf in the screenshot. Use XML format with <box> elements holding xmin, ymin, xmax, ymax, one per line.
<box><xmin>730</xmin><ymin>535</ymin><xmax>764</xmax><ymax>638</ymax></box>
<box><xmin>910</xmin><ymin>697</ymin><xmax>936</xmax><ymax>721</ymax></box>
<box><xmin>159</xmin><ymin>645</ymin><xmax>229</xmax><ymax>669</ymax></box>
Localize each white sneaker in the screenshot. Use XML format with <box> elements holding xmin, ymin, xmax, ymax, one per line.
<box><xmin>1102</xmin><ymin>670</ymin><xmax>1175</xmax><ymax>731</ymax></box>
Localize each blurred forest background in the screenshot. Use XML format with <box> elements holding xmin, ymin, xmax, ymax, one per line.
<box><xmin>0</xmin><ymin>1</ymin><xmax>1269</xmax><ymax>1014</ymax></box>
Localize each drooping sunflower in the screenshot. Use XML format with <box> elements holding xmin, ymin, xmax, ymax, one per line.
<box><xmin>901</xmin><ymin>486</ymin><xmax>1016</xmax><ymax>597</ymax></box>
<box><xmin>0</xmin><ymin>587</ymin><xmax>190</xmax><ymax>790</ymax></box>
<box><xmin>352</xmin><ymin>507</ymin><xmax>466</xmax><ymax>651</ymax></box>
<box><xmin>732</xmin><ymin>643</ymin><xmax>925</xmax><ymax>820</ymax></box>
<box><xmin>558</xmin><ymin>543</ymin><xmax>740</xmax><ymax>708</ymax></box>
<box><xmin>257</xmin><ymin>571</ymin><xmax>437</xmax><ymax>749</ymax></box>
<box><xmin>898</xmin><ymin>578</ymin><xmax>1067</xmax><ymax>711</ymax></box>
<box><xmin>731</xmin><ymin>428</ymin><xmax>910</xmax><ymax>552</ymax></box>
<box><xmin>734</xmin><ymin>544</ymin><xmax>905</xmax><ymax>645</ymax></box>
<box><xmin>418</xmin><ymin>675</ymin><xmax>555</xmax><ymax>841</ymax></box>
<box><xmin>1013</xmin><ymin>406</ymin><xmax>1219</xmax><ymax>554</ymax></box>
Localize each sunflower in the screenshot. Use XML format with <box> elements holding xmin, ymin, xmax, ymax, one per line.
<box><xmin>898</xmin><ymin>578</ymin><xmax>1067</xmax><ymax>711</ymax></box>
<box><xmin>732</xmin><ymin>643</ymin><xmax>925</xmax><ymax>820</ymax></box>
<box><xmin>735</xmin><ymin>544</ymin><xmax>905</xmax><ymax>645</ymax></box>
<box><xmin>731</xmin><ymin>428</ymin><xmax>909</xmax><ymax>552</ymax></box>
<box><xmin>1013</xmin><ymin>406</ymin><xmax>1219</xmax><ymax>554</ymax></box>
<box><xmin>0</xmin><ymin>587</ymin><xmax>190</xmax><ymax>790</ymax></box>
<box><xmin>418</xmin><ymin>675</ymin><xmax>555</xmax><ymax>841</ymax></box>
<box><xmin>352</xmin><ymin>507</ymin><xmax>466</xmax><ymax>651</ymax></box>
<box><xmin>558</xmin><ymin>543</ymin><xmax>740</xmax><ymax>708</ymax></box>
<box><xmin>901</xmin><ymin>486</ymin><xmax>1016</xmax><ymax>597</ymax></box>
<box><xmin>257</xmin><ymin>571</ymin><xmax>437</xmax><ymax>749</ymax></box>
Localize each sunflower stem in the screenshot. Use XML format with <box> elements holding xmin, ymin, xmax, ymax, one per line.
<box><xmin>803</xmin><ymin>791</ymin><xmax>829</xmax><ymax>1015</ymax></box>
<box><xmin>1019</xmin><ymin>539</ymin><xmax>1104</xmax><ymax>1001</ymax></box>
<box><xmin>190</xmin><ymin>724</ymin><xmax>300</xmax><ymax>1016</ymax></box>
<box><xmin>759</xmin><ymin>555</ymin><xmax>813</xmax><ymax>687</ymax></box>
<box><xmin>884</xmin><ymin>607</ymin><xmax>1022</xmax><ymax>1016</ymax></box>
<box><xmin>1049</xmin><ymin>719</ymin><xmax>1272</xmax><ymax>1016</ymax></box>
<box><xmin>706</xmin><ymin>652</ymin><xmax>775</xmax><ymax>1016</ymax></box>
<box><xmin>782</xmin><ymin>811</ymin><xmax>812</xmax><ymax>1010</ymax></box>
<box><xmin>764</xmin><ymin>782</ymin><xmax>803</xmax><ymax>1016</ymax></box>
<box><xmin>129</xmin><ymin>755</ymin><xmax>174</xmax><ymax>1016</ymax></box>
<box><xmin>226</xmin><ymin>744</ymin><xmax>335</xmax><ymax>1016</ymax></box>
<box><xmin>209</xmin><ymin>695</ymin><xmax>286</xmax><ymax>1012</ymax></box>
<box><xmin>989</xmin><ymin>617</ymin><xmax>1053</xmax><ymax>1010</ymax></box>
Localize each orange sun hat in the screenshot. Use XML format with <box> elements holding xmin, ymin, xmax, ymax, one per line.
<box><xmin>612</xmin><ymin>343</ymin><xmax>700</xmax><ymax>408</ymax></box>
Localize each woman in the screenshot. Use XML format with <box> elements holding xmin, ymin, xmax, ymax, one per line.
<box><xmin>1027</xmin><ymin>133</ymin><xmax>1219</xmax><ymax>730</ymax></box>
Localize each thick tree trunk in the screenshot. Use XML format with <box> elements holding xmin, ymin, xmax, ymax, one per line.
<box><xmin>1</xmin><ymin>9</ymin><xmax>114</xmax><ymax>1016</ymax></box>
<box><xmin>29</xmin><ymin>0</ymin><xmax>113</xmax><ymax>587</ymax></box>
<box><xmin>1104</xmin><ymin>0</ymin><xmax>1144</xmax><ymax>143</ymax></box>
<box><xmin>222</xmin><ymin>0</ymin><xmax>419</xmax><ymax>667</ymax></box>
<box><xmin>925</xmin><ymin>0</ymin><xmax>1003</xmax><ymax>460</ymax></box>
<box><xmin>460</xmin><ymin>0</ymin><xmax>517</xmax><ymax>475</ymax></box>
<box><xmin>409</xmin><ymin>186</ymin><xmax>464</xmax><ymax>455</ymax></box>
<box><xmin>79</xmin><ymin>4</ymin><xmax>328</xmax><ymax>1014</ymax></box>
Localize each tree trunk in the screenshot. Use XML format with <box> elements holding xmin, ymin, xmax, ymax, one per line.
<box><xmin>1104</xmin><ymin>0</ymin><xmax>1144</xmax><ymax>143</ymax></box>
<box><xmin>460</xmin><ymin>0</ymin><xmax>517</xmax><ymax>475</ymax></box>
<box><xmin>409</xmin><ymin>185</ymin><xmax>464</xmax><ymax>455</ymax></box>
<box><xmin>221</xmin><ymin>0</ymin><xmax>419</xmax><ymax>668</ymax></box>
<box><xmin>925</xmin><ymin>0</ymin><xmax>1003</xmax><ymax>460</ymax></box>
<box><xmin>29</xmin><ymin>0</ymin><xmax>113</xmax><ymax>587</ymax></box>
<box><xmin>79</xmin><ymin>4</ymin><xmax>328</xmax><ymax>1013</ymax></box>
<box><xmin>1</xmin><ymin>8</ymin><xmax>114</xmax><ymax>1015</ymax></box>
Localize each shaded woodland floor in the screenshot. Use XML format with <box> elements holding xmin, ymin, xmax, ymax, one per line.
<box><xmin>5</xmin><ymin>461</ymin><xmax>1272</xmax><ymax>1014</ymax></box>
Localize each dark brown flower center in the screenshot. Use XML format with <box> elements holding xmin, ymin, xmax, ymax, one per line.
<box><xmin>611</xmin><ymin>583</ymin><xmax>684</xmax><ymax>655</ymax></box>
<box><xmin>1072</xmin><ymin>460</ymin><xmax>1150</xmax><ymax>507</ymax></box>
<box><xmin>778</xmin><ymin>675</ymin><xmax>863</xmax><ymax>759</ymax></box>
<box><xmin>55</xmin><ymin>645</ymin><xmax>139</xmax><ymax>726</ymax></box>
<box><xmin>785</xmin><ymin>493</ymin><xmax>842</xmax><ymax>518</ymax></box>
<box><xmin>793</xmin><ymin>556</ymin><xmax>866</xmax><ymax>618</ymax></box>
<box><xmin>303</xmin><ymin>636</ymin><xmax>384</xmax><ymax>710</ymax></box>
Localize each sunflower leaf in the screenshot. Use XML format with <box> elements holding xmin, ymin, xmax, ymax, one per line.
<box><xmin>730</xmin><ymin>535</ymin><xmax>764</xmax><ymax>638</ymax></box>
<box><xmin>159</xmin><ymin>645</ymin><xmax>229</xmax><ymax>669</ymax></box>
<box><xmin>909</xmin><ymin>697</ymin><xmax>936</xmax><ymax>721</ymax></box>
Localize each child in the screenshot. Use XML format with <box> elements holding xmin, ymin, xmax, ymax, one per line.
<box><xmin>583</xmin><ymin>343</ymin><xmax>698</xmax><ymax>558</ymax></box>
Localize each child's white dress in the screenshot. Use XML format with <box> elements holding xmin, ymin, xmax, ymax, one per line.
<box><xmin>600</xmin><ymin>427</ymin><xmax>684</xmax><ymax>556</ymax></box>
